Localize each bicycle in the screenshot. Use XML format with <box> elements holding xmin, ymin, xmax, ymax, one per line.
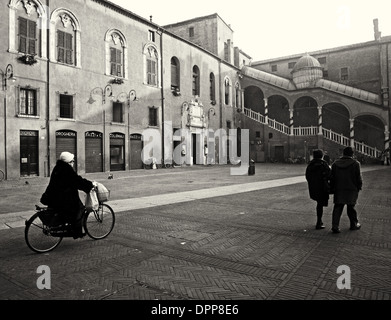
<box><xmin>24</xmin><ymin>191</ymin><xmax>115</xmax><ymax>253</ymax></box>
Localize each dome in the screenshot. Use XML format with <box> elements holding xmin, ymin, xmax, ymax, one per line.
<box><xmin>292</xmin><ymin>53</ymin><xmax>321</xmax><ymax>72</ymax></box>
<box><xmin>291</xmin><ymin>54</ymin><xmax>323</xmax><ymax>89</ymax></box>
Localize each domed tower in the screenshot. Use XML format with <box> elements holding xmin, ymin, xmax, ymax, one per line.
<box><xmin>291</xmin><ymin>54</ymin><xmax>323</xmax><ymax>89</ymax></box>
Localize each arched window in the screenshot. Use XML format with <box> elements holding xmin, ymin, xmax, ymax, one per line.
<box><xmin>210</xmin><ymin>73</ymin><xmax>216</xmax><ymax>102</ymax></box>
<box><xmin>235</xmin><ymin>82</ymin><xmax>241</xmax><ymax>109</ymax></box>
<box><xmin>105</xmin><ymin>29</ymin><xmax>128</xmax><ymax>78</ymax></box>
<box><xmin>143</xmin><ymin>44</ymin><xmax>160</xmax><ymax>87</ymax></box>
<box><xmin>8</xmin><ymin>0</ymin><xmax>48</xmax><ymax>58</ymax></box>
<box><xmin>192</xmin><ymin>65</ymin><xmax>200</xmax><ymax>96</ymax></box>
<box><xmin>171</xmin><ymin>57</ymin><xmax>180</xmax><ymax>93</ymax></box>
<box><xmin>50</xmin><ymin>8</ymin><xmax>81</xmax><ymax>67</ymax></box>
<box><xmin>224</xmin><ymin>77</ymin><xmax>231</xmax><ymax>105</ymax></box>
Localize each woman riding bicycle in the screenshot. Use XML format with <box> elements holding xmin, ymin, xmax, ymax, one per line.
<box><xmin>40</xmin><ymin>151</ymin><xmax>97</xmax><ymax>239</ymax></box>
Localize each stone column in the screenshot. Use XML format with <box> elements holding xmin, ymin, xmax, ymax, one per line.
<box><xmin>349</xmin><ymin>119</ymin><xmax>355</xmax><ymax>148</ymax></box>
<box><xmin>289</xmin><ymin>108</ymin><xmax>294</xmax><ymax>136</ymax></box>
<box><xmin>264</xmin><ymin>98</ymin><xmax>268</xmax><ymax>124</ymax></box>
<box><xmin>317</xmin><ymin>106</ymin><xmax>323</xmax><ymax>135</ymax></box>
<box><xmin>385</xmin><ymin>125</ymin><xmax>390</xmax><ymax>151</ymax></box>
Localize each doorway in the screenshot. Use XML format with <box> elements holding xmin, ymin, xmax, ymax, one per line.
<box><xmin>20</xmin><ymin>130</ymin><xmax>39</xmax><ymax>177</ymax></box>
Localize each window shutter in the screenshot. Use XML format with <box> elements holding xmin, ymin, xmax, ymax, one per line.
<box><xmin>19</xmin><ymin>18</ymin><xmax>28</xmax><ymax>53</ymax></box>
<box><xmin>110</xmin><ymin>48</ymin><xmax>116</xmax><ymax>62</ymax></box>
<box><xmin>28</xmin><ymin>20</ymin><xmax>36</xmax><ymax>54</ymax></box>
<box><xmin>116</xmin><ymin>49</ymin><xmax>121</xmax><ymax>64</ymax></box>
<box><xmin>57</xmin><ymin>31</ymin><xmax>64</xmax><ymax>62</ymax></box>
<box><xmin>19</xmin><ymin>18</ymin><xmax>28</xmax><ymax>36</ymax></box>
<box><xmin>116</xmin><ymin>50</ymin><xmax>122</xmax><ymax>76</ymax></box>
<box><xmin>58</xmin><ymin>30</ymin><xmax>64</xmax><ymax>47</ymax></box>
<box><xmin>65</xmin><ymin>33</ymin><xmax>73</xmax><ymax>64</ymax></box>
<box><xmin>151</xmin><ymin>61</ymin><xmax>156</xmax><ymax>85</ymax></box>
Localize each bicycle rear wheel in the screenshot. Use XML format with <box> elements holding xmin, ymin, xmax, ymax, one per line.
<box><xmin>84</xmin><ymin>203</ymin><xmax>115</xmax><ymax>240</ymax></box>
<box><xmin>25</xmin><ymin>212</ymin><xmax>63</xmax><ymax>253</ymax></box>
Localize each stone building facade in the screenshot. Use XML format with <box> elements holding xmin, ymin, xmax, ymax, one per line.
<box><xmin>1</xmin><ymin>0</ymin><xmax>390</xmax><ymax>180</ymax></box>
<box><xmin>0</xmin><ymin>0</ymin><xmax>246</xmax><ymax>180</ymax></box>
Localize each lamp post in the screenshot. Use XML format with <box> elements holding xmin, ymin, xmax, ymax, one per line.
<box><xmin>2</xmin><ymin>64</ymin><xmax>16</xmax><ymax>91</ymax></box>
<box><xmin>2</xmin><ymin>64</ymin><xmax>17</xmax><ymax>180</ymax></box>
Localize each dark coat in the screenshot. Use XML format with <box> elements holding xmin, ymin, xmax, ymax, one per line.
<box><xmin>330</xmin><ymin>156</ymin><xmax>362</xmax><ymax>205</ymax></box>
<box><xmin>41</xmin><ymin>160</ymin><xmax>93</xmax><ymax>213</ymax></box>
<box><xmin>305</xmin><ymin>158</ymin><xmax>331</xmax><ymax>205</ymax></box>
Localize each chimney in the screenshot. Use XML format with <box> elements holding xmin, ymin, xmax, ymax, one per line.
<box><xmin>373</xmin><ymin>18</ymin><xmax>381</xmax><ymax>40</ymax></box>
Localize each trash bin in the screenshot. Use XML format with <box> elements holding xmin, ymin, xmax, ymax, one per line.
<box><xmin>248</xmin><ymin>159</ymin><xmax>255</xmax><ymax>175</ymax></box>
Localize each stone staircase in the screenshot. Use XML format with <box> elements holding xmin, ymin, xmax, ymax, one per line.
<box><xmin>243</xmin><ymin>107</ymin><xmax>382</xmax><ymax>159</ymax></box>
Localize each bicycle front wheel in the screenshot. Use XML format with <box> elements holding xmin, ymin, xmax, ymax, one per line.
<box><xmin>84</xmin><ymin>203</ymin><xmax>115</xmax><ymax>240</ymax></box>
<box><xmin>25</xmin><ymin>212</ymin><xmax>63</xmax><ymax>253</ymax></box>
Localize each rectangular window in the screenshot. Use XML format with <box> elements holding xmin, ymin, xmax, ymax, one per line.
<box><xmin>323</xmin><ymin>70</ymin><xmax>329</xmax><ymax>78</ymax></box>
<box><xmin>341</xmin><ymin>67</ymin><xmax>349</xmax><ymax>80</ymax></box>
<box><xmin>59</xmin><ymin>94</ymin><xmax>73</xmax><ymax>118</ymax></box>
<box><xmin>148</xmin><ymin>30</ymin><xmax>155</xmax><ymax>42</ymax></box>
<box><xmin>110</xmin><ymin>47</ymin><xmax>122</xmax><ymax>77</ymax></box>
<box><xmin>113</xmin><ymin>102</ymin><xmax>123</xmax><ymax>123</ymax></box>
<box><xmin>57</xmin><ymin>30</ymin><xmax>73</xmax><ymax>65</ymax></box>
<box><xmin>288</xmin><ymin>62</ymin><xmax>296</xmax><ymax>69</ymax></box>
<box><xmin>19</xmin><ymin>17</ymin><xmax>36</xmax><ymax>54</ymax></box>
<box><xmin>189</xmin><ymin>27</ymin><xmax>194</xmax><ymax>37</ymax></box>
<box><xmin>147</xmin><ymin>59</ymin><xmax>157</xmax><ymax>85</ymax></box>
<box><xmin>318</xmin><ymin>57</ymin><xmax>327</xmax><ymax>64</ymax></box>
<box><xmin>20</xmin><ymin>88</ymin><xmax>37</xmax><ymax>115</ymax></box>
<box><xmin>256</xmin><ymin>131</ymin><xmax>261</xmax><ymax>138</ymax></box>
<box><xmin>149</xmin><ymin>107</ymin><xmax>158</xmax><ymax>127</ymax></box>
<box><xmin>224</xmin><ymin>42</ymin><xmax>229</xmax><ymax>61</ymax></box>
<box><xmin>271</xmin><ymin>65</ymin><xmax>277</xmax><ymax>72</ymax></box>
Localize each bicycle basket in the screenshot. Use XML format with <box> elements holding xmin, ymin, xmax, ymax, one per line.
<box><xmin>97</xmin><ymin>190</ymin><xmax>110</xmax><ymax>202</ymax></box>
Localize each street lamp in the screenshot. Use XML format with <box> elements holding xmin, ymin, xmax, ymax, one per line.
<box><xmin>2</xmin><ymin>64</ymin><xmax>17</xmax><ymax>91</ymax></box>
<box><xmin>87</xmin><ymin>85</ymin><xmax>113</xmax><ymax>105</ymax></box>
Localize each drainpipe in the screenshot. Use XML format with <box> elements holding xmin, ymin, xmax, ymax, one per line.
<box><xmin>218</xmin><ymin>59</ymin><xmax>223</xmax><ymax>129</ymax></box>
<box><xmin>158</xmin><ymin>28</ymin><xmax>165</xmax><ymax>166</ymax></box>
<box><xmin>3</xmin><ymin>96</ymin><xmax>7</xmax><ymax>180</ymax></box>
<box><xmin>46</xmin><ymin>0</ymin><xmax>51</xmax><ymax>177</ymax></box>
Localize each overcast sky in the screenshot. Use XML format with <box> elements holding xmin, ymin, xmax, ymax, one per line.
<box><xmin>110</xmin><ymin>0</ymin><xmax>391</xmax><ymax>62</ymax></box>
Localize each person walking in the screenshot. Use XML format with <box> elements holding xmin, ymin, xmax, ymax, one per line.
<box><xmin>305</xmin><ymin>149</ymin><xmax>331</xmax><ymax>229</ymax></box>
<box><xmin>40</xmin><ymin>151</ymin><xmax>97</xmax><ymax>238</ymax></box>
<box><xmin>330</xmin><ymin>147</ymin><xmax>363</xmax><ymax>233</ymax></box>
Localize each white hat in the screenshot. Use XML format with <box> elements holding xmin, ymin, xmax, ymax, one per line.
<box><xmin>59</xmin><ymin>151</ymin><xmax>74</xmax><ymax>163</ymax></box>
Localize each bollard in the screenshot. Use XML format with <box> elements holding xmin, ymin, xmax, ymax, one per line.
<box><xmin>248</xmin><ymin>159</ymin><xmax>255</xmax><ymax>175</ymax></box>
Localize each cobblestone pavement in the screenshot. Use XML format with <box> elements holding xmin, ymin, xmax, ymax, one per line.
<box><xmin>0</xmin><ymin>164</ymin><xmax>390</xmax><ymax>309</ymax></box>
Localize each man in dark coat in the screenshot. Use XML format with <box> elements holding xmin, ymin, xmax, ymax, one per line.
<box><xmin>305</xmin><ymin>149</ymin><xmax>331</xmax><ymax>229</ymax></box>
<box><xmin>330</xmin><ymin>147</ymin><xmax>363</xmax><ymax>233</ymax></box>
<box><xmin>41</xmin><ymin>151</ymin><xmax>96</xmax><ymax>238</ymax></box>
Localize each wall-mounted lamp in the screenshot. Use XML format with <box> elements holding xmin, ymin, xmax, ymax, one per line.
<box><xmin>208</xmin><ymin>107</ymin><xmax>216</xmax><ymax>119</ymax></box>
<box><xmin>128</xmin><ymin>89</ymin><xmax>138</xmax><ymax>106</ymax></box>
<box><xmin>2</xmin><ymin>64</ymin><xmax>17</xmax><ymax>90</ymax></box>
<box><xmin>88</xmin><ymin>85</ymin><xmax>113</xmax><ymax>104</ymax></box>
